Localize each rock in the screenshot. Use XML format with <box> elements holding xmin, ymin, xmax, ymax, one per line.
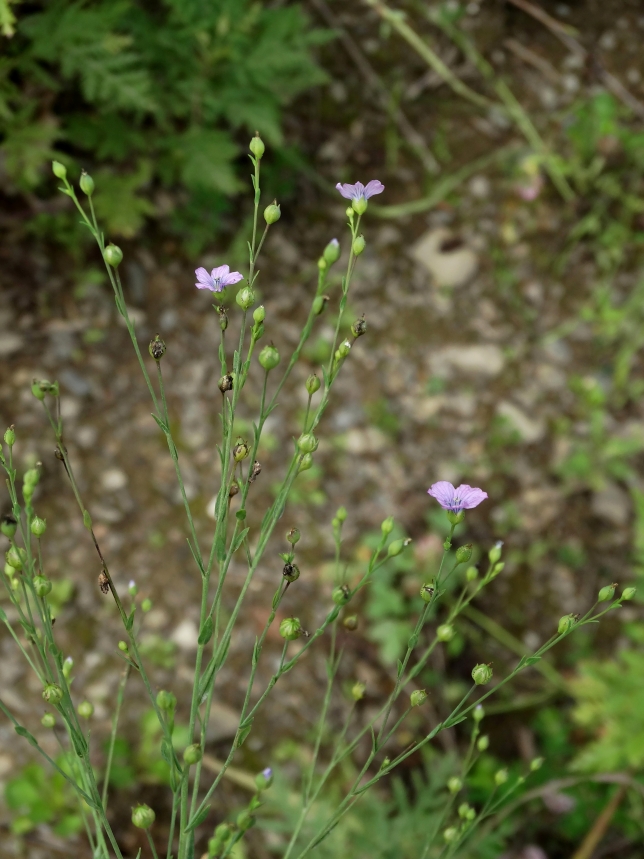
<box><xmin>171</xmin><ymin>618</ymin><xmax>198</xmax><ymax>651</ymax></box>
<box><xmin>429</xmin><ymin>344</ymin><xmax>505</xmax><ymax>377</ymax></box>
<box><xmin>592</xmin><ymin>482</ymin><xmax>630</xmax><ymax>526</ymax></box>
<box><xmin>0</xmin><ymin>332</ymin><xmax>24</xmax><ymax>357</ymax></box>
<box><xmin>497</xmin><ymin>401</ymin><xmax>546</xmax><ymax>443</ymax></box>
<box><xmin>101</xmin><ymin>468</ymin><xmax>128</xmax><ymax>491</ymax></box>
<box><xmin>344</xmin><ymin>427</ymin><xmax>388</xmax><ymax>455</ymax></box>
<box><xmin>411</xmin><ymin>228</ymin><xmax>478</xmax><ymax>287</ymax></box>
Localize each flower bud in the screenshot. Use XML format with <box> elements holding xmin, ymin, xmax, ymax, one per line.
<box><xmin>78</xmin><ymin>701</ymin><xmax>94</xmax><ymax>719</ymax></box>
<box><xmin>183</xmin><ymin>743</ymin><xmax>203</xmax><ymax>765</ymax></box>
<box><xmin>33</xmin><ymin>576</ymin><xmax>52</xmax><ymax>597</ymax></box>
<box><xmin>351</xmin><ymin>315</ymin><xmax>367</xmax><ymax>338</ymax></box>
<box><xmin>236</xmin><ymin>286</ymin><xmax>255</xmax><ymax>311</ymax></box>
<box><xmin>118</xmin><ymin>641</ymin><xmax>128</xmax><ymax>653</ymax></box>
<box><xmin>236</xmin><ymin>810</ymin><xmax>255</xmax><ymax>832</ymax></box>
<box><xmin>283</xmin><ymin>562</ymin><xmax>300</xmax><ymax>583</ymax></box>
<box><xmin>352</xmin><ymin>235</ymin><xmax>366</xmax><ymax>255</ymax></box>
<box><xmin>141</xmin><ymin>598</ymin><xmax>152</xmax><ymax>612</ymax></box>
<box><xmin>80</xmin><ymin>171</ymin><xmax>95</xmax><ymax>196</ymax></box>
<box><xmin>31</xmin><ymin>380</ymin><xmax>47</xmax><ymax>401</ymax></box>
<box><xmin>387</xmin><ymin>538</ymin><xmax>406</xmax><ymax>557</ymax></box>
<box><xmin>250</xmin><ymin>134</ymin><xmax>265</xmax><ymax>159</ymax></box>
<box><xmin>128</xmin><ymin>580</ymin><xmax>138</xmax><ymax>597</ymax></box>
<box><xmin>149</xmin><ymin>334</ymin><xmax>166</xmax><ymax>361</ymax></box>
<box><xmin>437</xmin><ymin>624</ymin><xmax>454</xmax><ymax>642</ymax></box>
<box><xmin>598</xmin><ymin>583</ymin><xmax>617</xmax><ymax>602</ymax></box>
<box><xmin>458</xmin><ymin>802</ymin><xmax>475</xmax><ymax>820</ymax></box>
<box><xmin>420</xmin><ymin>583</ymin><xmax>435</xmax><ymax>603</ymax></box>
<box><xmin>351</xmin><ymin>681</ymin><xmax>366</xmax><ymax>701</ymax></box>
<box><xmin>132</xmin><ymin>804</ymin><xmax>155</xmax><ymax>829</ymax></box>
<box><xmin>286</xmin><ymin>528</ymin><xmax>300</xmax><ymax>545</ymax></box>
<box><xmin>6</xmin><ymin>547</ymin><xmax>26</xmax><ymax>571</ymax></box>
<box><xmin>253</xmin><ymin>305</ymin><xmax>265</xmax><ymax>324</ymax></box>
<box><xmin>471</xmin><ymin>663</ymin><xmax>493</xmax><ymax>686</ymax></box>
<box><xmin>313</xmin><ymin>295</ymin><xmax>329</xmax><ymax>315</ymax></box>
<box><xmin>218</xmin><ymin>374</ymin><xmax>233</xmax><ymax>393</ymax></box>
<box><xmin>346</xmin><ymin>207</ymin><xmax>354</xmax><ymax>219</ymax></box>
<box><xmin>255</xmin><ymin>766</ymin><xmax>273</xmax><ymax>790</ymax></box>
<box><xmin>447</xmin><ymin>776</ymin><xmax>462</xmax><ymax>794</ymax></box>
<box><xmin>323</xmin><ymin>238</ymin><xmax>340</xmax><ymax>265</ymax></box>
<box><xmin>530</xmin><ymin>757</ymin><xmax>544</xmax><ymax>771</ymax></box>
<box><xmin>495</xmin><ymin>768</ymin><xmax>508</xmax><ymax>786</ymax></box>
<box><xmin>264</xmin><ymin>202</ymin><xmax>281</xmax><ymax>225</ymax></box>
<box><xmin>103</xmin><ymin>244</ymin><xmax>123</xmax><ymax>268</ymax></box>
<box><xmin>336</xmin><ymin>506</ymin><xmax>347</xmax><ymax>522</ymax></box>
<box><xmin>156</xmin><ymin>690</ymin><xmax>177</xmax><ymax>712</ymax></box>
<box><xmin>343</xmin><ymin>614</ymin><xmax>358</xmax><ymax>631</ymax></box>
<box><xmin>232</xmin><ymin>437</ymin><xmax>250</xmax><ymax>462</ymax></box>
<box><xmin>298</xmin><ymin>453</ymin><xmax>313</xmax><ymax>473</ymax></box>
<box><xmin>410</xmin><ymin>689</ymin><xmax>427</xmax><ymax>707</ymax></box>
<box><xmin>622</xmin><ymin>587</ymin><xmax>636</xmax><ymax>601</ymax></box>
<box><xmin>466</xmin><ymin>565</ymin><xmax>478</xmax><ymax>582</ymax></box>
<box><xmin>332</xmin><ymin>584</ymin><xmax>351</xmax><ymax>605</ymax></box>
<box><xmin>473</xmin><ymin>704</ymin><xmax>485</xmax><ymax>722</ymax></box>
<box><xmin>557</xmin><ymin>614</ymin><xmax>577</xmax><ymax>635</ymax></box>
<box><xmin>1</xmin><ymin>514</ymin><xmax>18</xmax><ymax>539</ymax></box>
<box><xmin>443</xmin><ymin>827</ymin><xmax>458</xmax><ymax>844</ymax></box>
<box><xmin>381</xmin><ymin>516</ymin><xmax>394</xmax><ymax>536</ymax></box>
<box><xmin>488</xmin><ymin>541</ymin><xmax>503</xmax><ymax>565</ymax></box>
<box><xmin>42</xmin><ymin>683</ymin><xmax>64</xmax><ymax>704</ymax></box>
<box><xmin>213</xmin><ymin>823</ymin><xmax>232</xmax><ymax>844</ymax></box>
<box><xmin>259</xmin><ymin>344</ymin><xmax>280</xmax><ymax>371</ymax></box>
<box><xmin>446</xmin><ymin>510</ymin><xmax>465</xmax><ymax>525</ymax></box>
<box><xmin>4</xmin><ymin>426</ymin><xmax>15</xmax><ymax>446</ymax></box>
<box><xmin>24</xmin><ymin>467</ymin><xmax>40</xmax><ymax>488</ymax></box>
<box><xmin>297</xmin><ymin>433</ymin><xmax>318</xmax><ymax>454</ymax></box>
<box><xmin>337</xmin><ymin>339</ymin><xmax>351</xmax><ymax>359</ymax></box>
<box><xmin>477</xmin><ymin>735</ymin><xmax>489</xmax><ymax>751</ymax></box>
<box><xmin>41</xmin><ymin>713</ymin><xmax>56</xmax><ymax>728</ymax></box>
<box><xmin>30</xmin><ymin>516</ymin><xmax>46</xmax><ymax>537</ymax></box>
<box><xmin>52</xmin><ymin>161</ymin><xmax>67</xmax><ymax>180</ymax></box>
<box><xmin>306</xmin><ymin>374</ymin><xmax>320</xmax><ymax>395</ymax></box>
<box><xmin>455</xmin><ymin>544</ymin><xmax>473</xmax><ymax>564</ymax></box>
<box><xmin>280</xmin><ymin>617</ymin><xmax>302</xmax><ymax>640</ymax></box>
<box><xmin>63</xmin><ymin>656</ymin><xmax>74</xmax><ymax>678</ymax></box>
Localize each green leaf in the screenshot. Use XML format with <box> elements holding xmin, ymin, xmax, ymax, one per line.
<box><xmin>185</xmin><ymin>804</ymin><xmax>211</xmax><ymax>833</ymax></box>
<box><xmin>15</xmin><ymin>726</ymin><xmax>39</xmax><ymax>747</ymax></box>
<box><xmin>230</xmin><ymin>527</ymin><xmax>250</xmax><ymax>555</ymax></box>
<box><xmin>82</xmin><ymin>509</ymin><xmax>92</xmax><ymax>530</ymax></box>
<box><xmin>151</xmin><ymin>413</ymin><xmax>169</xmax><ymax>435</ymax></box>
<box><xmin>215</xmin><ymin>534</ymin><xmax>227</xmax><ymax>563</ymax></box>
<box><xmin>236</xmin><ymin>719</ymin><xmax>253</xmax><ymax>748</ymax></box>
<box><xmin>198</xmin><ymin>618</ymin><xmax>213</xmax><ymax>646</ymax></box>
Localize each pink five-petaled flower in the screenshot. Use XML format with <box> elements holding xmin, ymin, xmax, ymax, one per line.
<box><xmin>195</xmin><ymin>265</ymin><xmax>243</xmax><ymax>293</ymax></box>
<box><xmin>427</xmin><ymin>481</ymin><xmax>488</xmax><ymax>513</ymax></box>
<box><xmin>335</xmin><ymin>180</ymin><xmax>385</xmax><ymax>202</ymax></box>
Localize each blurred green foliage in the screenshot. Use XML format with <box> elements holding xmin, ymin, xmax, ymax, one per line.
<box><xmin>4</xmin><ymin>757</ymin><xmax>83</xmax><ymax>836</ymax></box>
<box><xmin>0</xmin><ymin>0</ymin><xmax>328</xmax><ymax>249</ymax></box>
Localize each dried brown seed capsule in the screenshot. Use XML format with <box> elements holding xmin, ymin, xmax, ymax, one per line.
<box><xmin>351</xmin><ymin>315</ymin><xmax>367</xmax><ymax>338</ymax></box>
<box><xmin>149</xmin><ymin>334</ymin><xmax>166</xmax><ymax>361</ymax></box>
<box><xmin>249</xmin><ymin>461</ymin><xmax>262</xmax><ymax>483</ymax></box>
<box><xmin>219</xmin><ymin>374</ymin><xmax>233</xmax><ymax>393</ymax></box>
<box><xmin>98</xmin><ymin>571</ymin><xmax>110</xmax><ymax>594</ymax></box>
<box><xmin>229</xmin><ymin>482</ymin><xmax>240</xmax><ymax>499</ymax></box>
<box><xmin>283</xmin><ymin>563</ymin><xmax>300</xmax><ymax>583</ymax></box>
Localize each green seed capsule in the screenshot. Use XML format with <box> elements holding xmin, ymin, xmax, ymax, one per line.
<box><xmin>471</xmin><ymin>663</ymin><xmax>493</xmax><ymax>686</ymax></box>
<box><xmin>132</xmin><ymin>804</ymin><xmax>155</xmax><ymax>829</ymax></box>
<box><xmin>79</xmin><ymin>171</ymin><xmax>95</xmax><ymax>196</ymax></box>
<box><xmin>250</xmin><ymin>134</ymin><xmax>265</xmax><ymax>159</ymax></box>
<box><xmin>103</xmin><ymin>244</ymin><xmax>123</xmax><ymax>267</ymax></box>
<box><xmin>279</xmin><ymin>617</ymin><xmax>302</xmax><ymax>641</ymax></box>
<box><xmin>259</xmin><ymin>344</ymin><xmax>280</xmax><ymax>370</ymax></box>
<box><xmin>264</xmin><ymin>202</ymin><xmax>281</xmax><ymax>225</ymax></box>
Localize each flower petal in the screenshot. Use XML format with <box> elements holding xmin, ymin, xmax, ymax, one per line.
<box><xmin>336</xmin><ymin>182</ymin><xmax>356</xmax><ymax>200</ymax></box>
<box><xmin>363</xmin><ymin>179</ymin><xmax>385</xmax><ymax>199</ymax></box>
<box><xmin>195</xmin><ymin>267</ymin><xmax>211</xmax><ymax>284</ymax></box>
<box><xmin>455</xmin><ymin>485</ymin><xmax>488</xmax><ymax>509</ymax></box>
<box><xmin>427</xmin><ymin>481</ymin><xmax>456</xmax><ymax>509</ymax></box>
<box><xmin>211</xmin><ymin>264</ymin><xmax>230</xmax><ymax>280</ymax></box>
<box><xmin>195</xmin><ymin>281</ymin><xmax>215</xmax><ymax>291</ymax></box>
<box><xmin>220</xmin><ymin>271</ymin><xmax>243</xmax><ymax>287</ymax></box>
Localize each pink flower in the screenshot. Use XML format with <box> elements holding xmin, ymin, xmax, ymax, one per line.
<box><xmin>427</xmin><ymin>481</ymin><xmax>488</xmax><ymax>513</ymax></box>
<box><xmin>195</xmin><ymin>264</ymin><xmax>243</xmax><ymax>292</ymax></box>
<box><xmin>335</xmin><ymin>180</ymin><xmax>384</xmax><ymax>202</ymax></box>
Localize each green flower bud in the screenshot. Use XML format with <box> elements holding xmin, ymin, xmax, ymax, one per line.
<box><xmin>323</xmin><ymin>238</ymin><xmax>340</xmax><ymax>265</ymax></box>
<box><xmin>33</xmin><ymin>576</ymin><xmax>52</xmax><ymax>597</ymax></box>
<box><xmin>298</xmin><ymin>433</ymin><xmax>318</xmax><ymax>454</ymax></box>
<box><xmin>41</xmin><ymin>713</ymin><xmax>56</xmax><ymax>728</ymax></box>
<box><xmin>253</xmin><ymin>305</ymin><xmax>265</xmax><ymax>324</ymax></box>
<box><xmin>337</xmin><ymin>339</ymin><xmax>351</xmax><ymax>359</ymax></box>
<box><xmin>447</xmin><ymin>776</ymin><xmax>462</xmax><ymax>794</ymax></box>
<box><xmin>622</xmin><ymin>587</ymin><xmax>636</xmax><ymax>601</ymax></box>
<box><xmin>141</xmin><ymin>598</ymin><xmax>152</xmax><ymax>612</ymax></box>
<box><xmin>218</xmin><ymin>374</ymin><xmax>233</xmax><ymax>393</ymax></box>
<box><xmin>477</xmin><ymin>734</ymin><xmax>489</xmax><ymax>751</ymax></box>
<box><xmin>473</xmin><ymin>704</ymin><xmax>485</xmax><ymax>722</ymax></box>
<box><xmin>332</xmin><ymin>584</ymin><xmax>351</xmax><ymax>605</ymax></box>
<box><xmin>495</xmin><ymin>768</ymin><xmax>508</xmax><ymax>786</ymax></box>
<box><xmin>78</xmin><ymin>701</ymin><xmax>94</xmax><ymax>719</ymax></box>
<box><xmin>352</xmin><ymin>235</ymin><xmax>366</xmax><ymax>255</ymax></box>
<box><xmin>437</xmin><ymin>624</ymin><xmax>454</xmax><ymax>642</ymax></box>
<box><xmin>6</xmin><ymin>547</ymin><xmax>26</xmax><ymax>571</ymax></box>
<box><xmin>280</xmin><ymin>617</ymin><xmax>302</xmax><ymax>640</ymax></box>
<box><xmin>118</xmin><ymin>640</ymin><xmax>129</xmax><ymax>653</ymax></box>
<box><xmin>286</xmin><ymin>528</ymin><xmax>300</xmax><ymax>545</ymax></box>
<box><xmin>183</xmin><ymin>743</ymin><xmax>203</xmax><ymax>765</ymax></box>
<box><xmin>458</xmin><ymin>802</ymin><xmax>475</xmax><ymax>820</ymax></box>
<box><xmin>232</xmin><ymin>437</ymin><xmax>250</xmax><ymax>462</ymax></box>
<box><xmin>466</xmin><ymin>565</ymin><xmax>478</xmax><ymax>582</ymax></box>
<box><xmin>446</xmin><ymin>509</ymin><xmax>465</xmax><ymax>525</ymax></box>
<box><xmin>306</xmin><ymin>374</ymin><xmax>321</xmax><ymax>395</ymax></box>
<box><xmin>410</xmin><ymin>689</ymin><xmax>427</xmax><ymax>707</ymax></box>
<box><xmin>1</xmin><ymin>514</ymin><xmax>18</xmax><ymax>539</ymax></box>
<box><xmin>24</xmin><ymin>467</ymin><xmax>40</xmax><ymax>488</ymax></box>
<box><xmin>298</xmin><ymin>453</ymin><xmax>313</xmax><ymax>473</ymax></box>
<box><xmin>530</xmin><ymin>757</ymin><xmax>544</xmax><ymax>771</ymax></box>
<box><xmin>259</xmin><ymin>344</ymin><xmax>280</xmax><ymax>371</ymax></box>
<box><xmin>443</xmin><ymin>827</ymin><xmax>458</xmax><ymax>844</ymax></box>
<box><xmin>79</xmin><ymin>171</ymin><xmax>94</xmax><ymax>196</ymax></box>
<box><xmin>31</xmin><ymin>380</ymin><xmax>47</xmax><ymax>401</ymax></box>
<box><xmin>455</xmin><ymin>544</ymin><xmax>473</xmax><ymax>564</ymax></box>
<box><xmin>352</xmin><ymin>196</ymin><xmax>368</xmax><ymax>215</ymax></box>
<box><xmin>62</xmin><ymin>656</ymin><xmax>73</xmax><ymax>678</ymax></box>
<box><xmin>30</xmin><ymin>516</ymin><xmax>46</xmax><ymax>537</ymax></box>
<box><xmin>42</xmin><ymin>683</ymin><xmax>64</xmax><ymax>704</ymax></box>
<box><xmin>598</xmin><ymin>583</ymin><xmax>618</xmax><ymax>602</ymax></box>
<box><xmin>132</xmin><ymin>804</ymin><xmax>155</xmax><ymax>830</ymax></box>
<box><xmin>388</xmin><ymin>538</ymin><xmax>409</xmax><ymax>557</ymax></box>
<box><xmin>264</xmin><ymin>202</ymin><xmax>281</xmax><ymax>225</ymax></box>
<box><xmin>249</xmin><ymin>134</ymin><xmax>265</xmax><ymax>159</ymax></box>
<box><xmin>128</xmin><ymin>580</ymin><xmax>138</xmax><ymax>597</ymax></box>
<box><xmin>213</xmin><ymin>822</ymin><xmax>233</xmax><ymax>843</ymax></box>
<box><xmin>255</xmin><ymin>767</ymin><xmax>273</xmax><ymax>791</ymax></box>
<box><xmin>488</xmin><ymin>541</ymin><xmax>503</xmax><ymax>565</ymax></box>
<box><xmin>420</xmin><ymin>583</ymin><xmax>435</xmax><ymax>603</ymax></box>
<box><xmin>558</xmin><ymin>614</ymin><xmax>577</xmax><ymax>635</ymax></box>
<box><xmin>381</xmin><ymin>516</ymin><xmax>394</xmax><ymax>536</ymax></box>
<box><xmin>471</xmin><ymin>663</ymin><xmax>493</xmax><ymax>686</ymax></box>
<box><xmin>336</xmin><ymin>506</ymin><xmax>347</xmax><ymax>522</ymax></box>
<box><xmin>283</xmin><ymin>563</ymin><xmax>300</xmax><ymax>583</ymax></box>
<box><xmin>22</xmin><ymin>484</ymin><xmax>34</xmax><ymax>503</ymax></box>
<box><xmin>312</xmin><ymin>295</ymin><xmax>329</xmax><ymax>315</ymax></box>
<box><xmin>343</xmin><ymin>614</ymin><xmax>358</xmax><ymax>631</ymax></box>
<box><xmin>236</xmin><ymin>286</ymin><xmax>255</xmax><ymax>311</ymax></box>
<box><xmin>351</xmin><ymin>681</ymin><xmax>366</xmax><ymax>701</ymax></box>
<box><xmin>236</xmin><ymin>810</ymin><xmax>255</xmax><ymax>832</ymax></box>
<box><xmin>149</xmin><ymin>334</ymin><xmax>166</xmax><ymax>361</ymax></box>
<box><xmin>4</xmin><ymin>426</ymin><xmax>15</xmax><ymax>446</ymax></box>
<box><xmin>318</xmin><ymin>257</ymin><xmax>328</xmax><ymax>271</ymax></box>
<box><xmin>156</xmin><ymin>690</ymin><xmax>177</xmax><ymax>712</ymax></box>
<box><xmin>52</xmin><ymin>161</ymin><xmax>67</xmax><ymax>180</ymax></box>
<box><xmin>103</xmin><ymin>244</ymin><xmax>123</xmax><ymax>268</ymax></box>
<box><xmin>351</xmin><ymin>315</ymin><xmax>367</xmax><ymax>338</ymax></box>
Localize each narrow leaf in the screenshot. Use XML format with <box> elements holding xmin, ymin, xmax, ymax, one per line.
<box><xmin>151</xmin><ymin>413</ymin><xmax>169</xmax><ymax>435</ymax></box>
<box><xmin>198</xmin><ymin>618</ymin><xmax>214</xmax><ymax>646</ymax></box>
<box><xmin>185</xmin><ymin>804</ymin><xmax>211</xmax><ymax>832</ymax></box>
<box><xmin>230</xmin><ymin>527</ymin><xmax>249</xmax><ymax>555</ymax></box>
